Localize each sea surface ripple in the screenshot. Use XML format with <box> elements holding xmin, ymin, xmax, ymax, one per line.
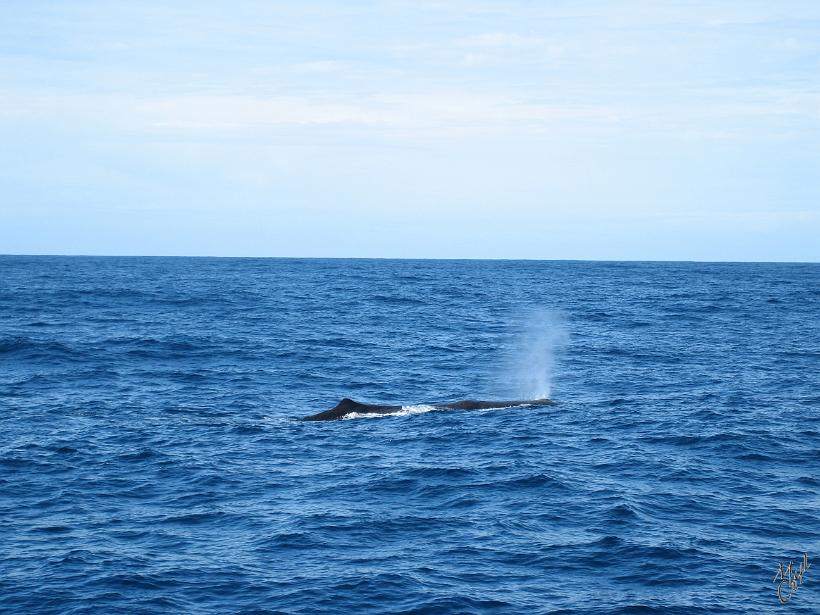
<box><xmin>1</xmin><ymin>256</ymin><xmax>818</xmax><ymax>614</ymax></box>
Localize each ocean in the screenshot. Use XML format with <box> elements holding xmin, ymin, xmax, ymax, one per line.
<box><xmin>1</xmin><ymin>256</ymin><xmax>818</xmax><ymax>614</ymax></box>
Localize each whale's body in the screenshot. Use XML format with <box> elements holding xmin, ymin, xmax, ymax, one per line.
<box><xmin>302</xmin><ymin>397</ymin><xmax>554</xmax><ymax>421</ymax></box>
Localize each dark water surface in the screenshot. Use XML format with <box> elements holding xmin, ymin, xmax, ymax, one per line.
<box><xmin>1</xmin><ymin>256</ymin><xmax>818</xmax><ymax>614</ymax></box>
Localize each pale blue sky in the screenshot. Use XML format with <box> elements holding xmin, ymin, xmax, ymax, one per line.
<box><xmin>1</xmin><ymin>1</ymin><xmax>818</xmax><ymax>260</ymax></box>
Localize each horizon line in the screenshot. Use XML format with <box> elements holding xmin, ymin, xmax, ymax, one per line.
<box><xmin>1</xmin><ymin>253</ymin><xmax>817</xmax><ymax>265</ymax></box>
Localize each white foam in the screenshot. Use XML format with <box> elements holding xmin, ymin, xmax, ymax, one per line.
<box><xmin>341</xmin><ymin>404</ymin><xmax>436</xmax><ymax>420</ymax></box>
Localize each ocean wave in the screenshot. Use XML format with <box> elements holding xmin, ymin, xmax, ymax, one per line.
<box><xmin>1</xmin><ymin>257</ymin><xmax>817</xmax><ymax>615</ymax></box>
<box><xmin>0</xmin><ymin>335</ymin><xmax>77</xmax><ymax>358</ymax></box>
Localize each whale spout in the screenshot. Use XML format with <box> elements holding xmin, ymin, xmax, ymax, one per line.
<box><xmin>302</xmin><ymin>397</ymin><xmax>554</xmax><ymax>421</ymax></box>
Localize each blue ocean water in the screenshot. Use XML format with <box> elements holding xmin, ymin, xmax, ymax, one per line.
<box><xmin>1</xmin><ymin>256</ymin><xmax>818</xmax><ymax>614</ymax></box>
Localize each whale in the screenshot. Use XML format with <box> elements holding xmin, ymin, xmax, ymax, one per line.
<box><xmin>302</xmin><ymin>397</ymin><xmax>554</xmax><ymax>421</ymax></box>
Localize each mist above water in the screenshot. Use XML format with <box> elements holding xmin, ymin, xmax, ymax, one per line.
<box><xmin>500</xmin><ymin>309</ymin><xmax>569</xmax><ymax>400</ymax></box>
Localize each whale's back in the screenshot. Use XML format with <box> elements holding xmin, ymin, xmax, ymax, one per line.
<box><xmin>302</xmin><ymin>397</ymin><xmax>553</xmax><ymax>421</ymax></box>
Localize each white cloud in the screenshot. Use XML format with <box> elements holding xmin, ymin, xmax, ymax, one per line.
<box><xmin>285</xmin><ymin>60</ymin><xmax>350</xmax><ymax>74</ymax></box>
<box><xmin>136</xmin><ymin>91</ymin><xmax>626</xmax><ymax>138</ymax></box>
<box><xmin>458</xmin><ymin>32</ymin><xmax>554</xmax><ymax>48</ymax></box>
<box><xmin>0</xmin><ymin>88</ymin><xmax>625</xmax><ymax>137</ymax></box>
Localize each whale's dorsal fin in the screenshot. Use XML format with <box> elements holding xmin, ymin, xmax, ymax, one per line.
<box><xmin>335</xmin><ymin>398</ymin><xmax>361</xmax><ymax>411</ymax></box>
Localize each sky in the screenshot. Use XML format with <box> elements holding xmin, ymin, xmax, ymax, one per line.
<box><xmin>1</xmin><ymin>1</ymin><xmax>819</xmax><ymax>261</ymax></box>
